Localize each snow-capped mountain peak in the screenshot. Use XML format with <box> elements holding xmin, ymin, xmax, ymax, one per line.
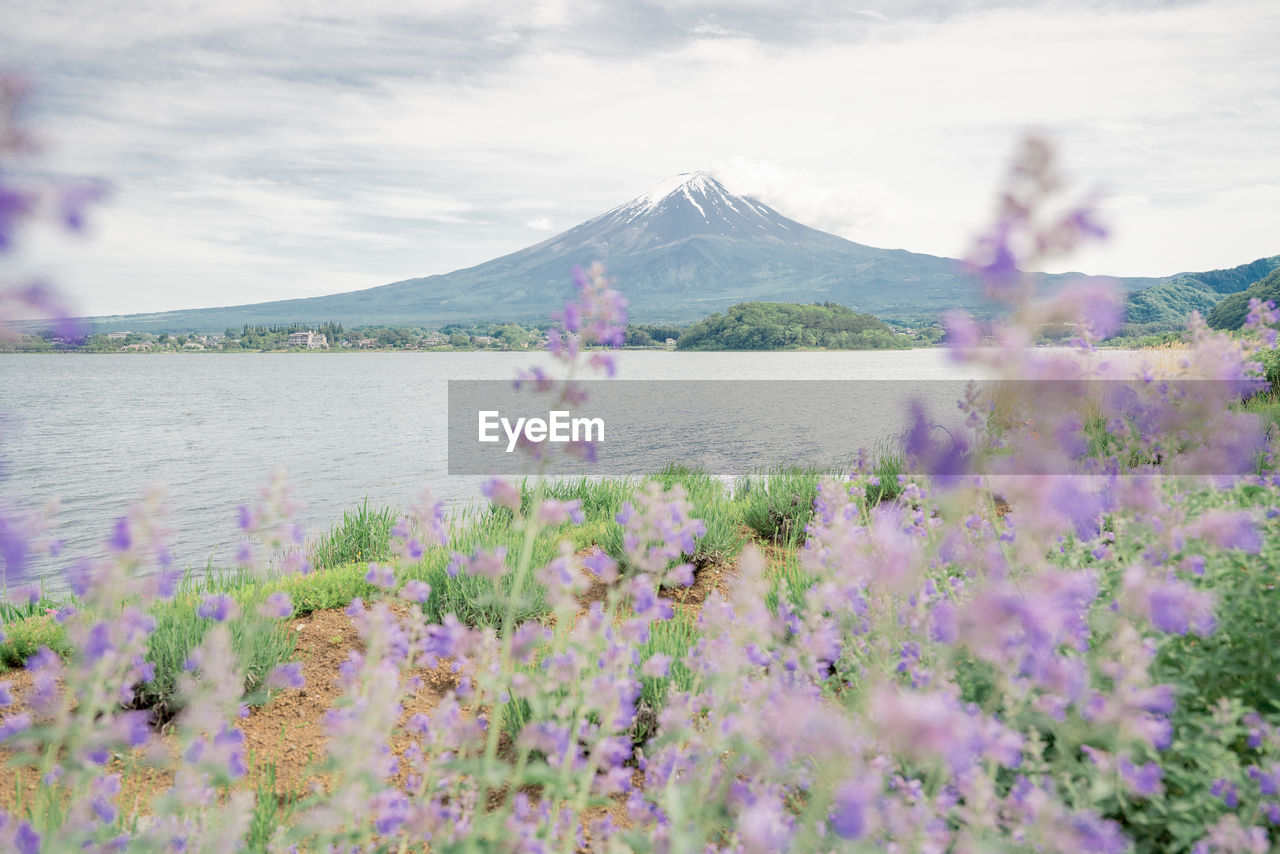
<box><xmin>548</xmin><ymin>170</ymin><xmax>817</xmax><ymax>257</ymax></box>
<box><xmin>636</xmin><ymin>170</ymin><xmax>719</xmax><ymax>210</ymax></box>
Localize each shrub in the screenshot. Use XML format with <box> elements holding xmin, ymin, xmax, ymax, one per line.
<box><xmin>307</xmin><ymin>500</ymin><xmax>399</xmax><ymax>571</ymax></box>
<box><xmin>133</xmin><ymin>586</ymin><xmax>297</xmax><ymax>721</ymax></box>
<box><xmin>739</xmin><ymin>466</ymin><xmax>822</xmax><ymax>545</ymax></box>
<box><xmin>602</xmin><ymin>464</ymin><xmax>745</xmax><ymax>573</ymax></box>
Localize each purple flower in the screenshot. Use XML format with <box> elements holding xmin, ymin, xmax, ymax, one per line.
<box><xmin>267</xmin><ymin>662</ymin><xmax>305</xmax><ymax>690</ymax></box>
<box><xmin>966</xmin><ymin>218</ymin><xmax>1021</xmax><ymax>298</ymax></box>
<box><xmin>114</xmin><ymin>711</ymin><xmax>151</xmax><ymax>748</ymax></box>
<box><xmin>258</xmin><ymin>591</ymin><xmax>293</xmax><ymax>619</ymax></box>
<box><xmin>1119</xmin><ymin>757</ymin><xmax>1164</xmax><ymax>797</ymax></box>
<box><xmin>197</xmin><ymin>593</ymin><xmax>238</xmax><ymax>623</ymax></box>
<box><xmin>1187</xmin><ymin>510</ymin><xmax>1262</xmax><ymax>553</ymax></box>
<box><xmin>372</xmin><ymin>789</ymin><xmax>411</xmax><ymax>836</ymax></box>
<box><xmin>536</xmin><ymin>498</ymin><xmax>584</xmax><ymax>526</ymax></box>
<box><xmin>83</xmin><ymin>621</ymin><xmax>113</xmax><ymax>662</ymax></box>
<box><xmin>929</xmin><ymin>600</ymin><xmax>956</xmax><ymax>643</ymax></box>
<box><xmin>1248</xmin><ymin>764</ymin><xmax>1280</xmax><ymax>797</ymax></box>
<box><xmin>736</xmin><ymin>797</ymin><xmax>793</xmax><ymax>854</ymax></box>
<box><xmin>830</xmin><ymin>780</ymin><xmax>869</xmax><ymax>839</ymax></box>
<box><xmin>0</xmin><ymin>510</ymin><xmax>32</xmax><ymax>587</ymax></box>
<box><xmin>365</xmin><ymin>562</ymin><xmax>396</xmax><ymax>589</ymax></box>
<box><xmin>583</xmin><ymin>548</ymin><xmax>618</xmax><ymax>582</ymax></box>
<box><xmin>1211</xmin><ymin>778</ymin><xmax>1239</xmax><ymax>809</ymax></box>
<box><xmin>399</xmin><ymin>579</ymin><xmax>431</xmax><ymax>603</ymax></box>
<box><xmin>14</xmin><ymin>821</ymin><xmax>40</xmax><ymax>854</ymax></box>
<box><xmin>109</xmin><ymin>515</ymin><xmax>131</xmax><ymax>552</ymax></box>
<box><xmin>589</xmin><ymin>352</ymin><xmax>617</xmax><ymax>377</ymax></box>
<box><xmin>0</xmin><ymin>712</ymin><xmax>32</xmax><ymax>741</ymax></box>
<box><xmin>482</xmin><ymin>477</ymin><xmax>522</xmax><ymax>512</ymax></box>
<box><xmin>458</xmin><ymin>547</ymin><xmax>508</xmax><ymax>580</ymax></box>
<box><xmin>57</xmin><ymin>180</ymin><xmax>107</xmax><ymax>232</ymax></box>
<box><xmin>0</xmin><ymin>186</ymin><xmax>36</xmax><ymax>251</ymax></box>
<box><xmin>513</xmin><ymin>366</ymin><xmax>553</xmax><ymax>391</ymax></box>
<box><xmin>562</xmin><ymin>301</ymin><xmax>582</xmax><ymax>333</ymax></box>
<box><xmin>92</xmin><ymin>795</ymin><xmax>116</xmax><ymax>824</ymax></box>
<box><xmin>1148</xmin><ymin>581</ymin><xmax>1215</xmax><ymax>636</ymax></box>
<box><xmin>1066</xmin><ymin>811</ymin><xmax>1128</xmax><ymax>854</ymax></box>
<box><xmin>903</xmin><ymin>399</ymin><xmax>969</xmax><ymax>483</ymax></box>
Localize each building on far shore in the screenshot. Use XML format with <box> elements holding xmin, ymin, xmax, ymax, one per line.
<box><xmin>287</xmin><ymin>331</ymin><xmax>329</xmax><ymax>349</ymax></box>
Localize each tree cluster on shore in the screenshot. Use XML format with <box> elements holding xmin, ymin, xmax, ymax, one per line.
<box><xmin>675</xmin><ymin>301</ymin><xmax>940</xmax><ymax>350</ymax></box>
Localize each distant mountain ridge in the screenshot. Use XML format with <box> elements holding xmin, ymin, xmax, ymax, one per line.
<box><xmin>73</xmin><ymin>172</ymin><xmax>1276</xmax><ymax>333</ymax></box>
<box><xmin>1124</xmin><ymin>255</ymin><xmax>1280</xmax><ymax>333</ymax></box>
<box><xmin>1207</xmin><ymin>266</ymin><xmax>1280</xmax><ymax>330</ymax></box>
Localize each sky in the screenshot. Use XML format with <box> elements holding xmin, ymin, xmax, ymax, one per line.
<box><xmin>1</xmin><ymin>0</ymin><xmax>1278</xmax><ymax>316</ymax></box>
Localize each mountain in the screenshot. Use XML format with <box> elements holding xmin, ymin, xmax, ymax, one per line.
<box><xmin>1124</xmin><ymin>256</ymin><xmax>1280</xmax><ymax>334</ymax></box>
<box><xmin>74</xmin><ymin>172</ymin><xmax>1272</xmax><ymax>333</ymax></box>
<box><xmin>1207</xmin><ymin>266</ymin><xmax>1280</xmax><ymax>330</ymax></box>
<box><xmin>1124</xmin><ymin>279</ymin><xmax>1223</xmax><ymax>328</ymax></box>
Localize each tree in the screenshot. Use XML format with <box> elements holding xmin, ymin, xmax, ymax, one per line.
<box><xmin>625</xmin><ymin>327</ymin><xmax>653</xmax><ymax>347</ymax></box>
<box><xmin>497</xmin><ymin>324</ymin><xmax>529</xmax><ymax>349</ymax></box>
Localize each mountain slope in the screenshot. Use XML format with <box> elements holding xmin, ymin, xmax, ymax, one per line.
<box><xmin>1124</xmin><ymin>255</ymin><xmax>1280</xmax><ymax>332</ymax></box>
<box><xmin>1207</xmin><ymin>266</ymin><xmax>1280</xmax><ymax>330</ymax></box>
<box><xmin>76</xmin><ymin>173</ymin><xmax>1275</xmax><ymax>333</ymax></box>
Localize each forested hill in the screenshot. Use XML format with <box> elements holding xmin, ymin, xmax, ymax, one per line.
<box><xmin>1207</xmin><ymin>266</ymin><xmax>1280</xmax><ymax>330</ymax></box>
<box><xmin>1122</xmin><ymin>255</ymin><xmax>1280</xmax><ymax>335</ymax></box>
<box><xmin>675</xmin><ymin>302</ymin><xmax>904</xmax><ymax>350</ymax></box>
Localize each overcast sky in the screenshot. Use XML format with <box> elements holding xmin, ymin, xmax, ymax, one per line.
<box><xmin>2</xmin><ymin>0</ymin><xmax>1277</xmax><ymax>316</ymax></box>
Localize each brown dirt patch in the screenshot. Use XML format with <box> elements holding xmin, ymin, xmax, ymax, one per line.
<box><xmin>0</xmin><ymin>603</ymin><xmax>457</xmax><ymax>816</ymax></box>
<box><xmin>242</xmin><ymin>604</ymin><xmax>457</xmax><ymax>796</ymax></box>
<box><xmin>665</xmin><ymin>561</ymin><xmax>736</xmax><ymax>613</ymax></box>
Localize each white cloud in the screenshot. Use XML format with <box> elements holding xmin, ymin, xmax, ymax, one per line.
<box><xmin>2</xmin><ymin>0</ymin><xmax>1277</xmax><ymax>313</ymax></box>
<box><xmin>712</xmin><ymin>156</ymin><xmax>908</xmax><ymax>245</ymax></box>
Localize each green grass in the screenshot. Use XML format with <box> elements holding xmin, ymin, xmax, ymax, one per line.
<box><xmin>0</xmin><ymin>470</ymin><xmax>819</xmax><ymax>724</ymax></box>
<box><xmin>634</xmin><ymin>609</ymin><xmax>700</xmax><ymax>744</ymax></box>
<box><xmin>0</xmin><ymin>581</ymin><xmax>70</xmax><ymax>623</ymax></box>
<box><xmin>764</xmin><ymin>552</ymin><xmax>820</xmax><ymax>615</ymax></box>
<box><xmin>739</xmin><ymin>467</ymin><xmax>823</xmax><ymax>546</ymax></box>
<box><xmin>863</xmin><ymin>449</ymin><xmax>905</xmax><ymax>505</ymax></box>
<box><xmin>307</xmin><ymin>500</ymin><xmax>400</xmax><ymax>571</ymax></box>
<box><xmin>516</xmin><ymin>476</ymin><xmax>637</xmax><ymax>523</ymax></box>
<box><xmin>131</xmin><ymin>572</ymin><xmax>298</xmax><ymax>721</ymax></box>
<box><xmin>1241</xmin><ymin>390</ymin><xmax>1280</xmax><ymax>439</ymax></box>
<box><xmin>0</xmin><ymin>613</ymin><xmax>72</xmax><ymax>668</ymax></box>
<box><xmin>245</xmin><ymin>762</ymin><xmax>298</xmax><ymax>853</ymax></box>
<box><xmin>650</xmin><ymin>464</ymin><xmax>745</xmax><ymax>566</ymax></box>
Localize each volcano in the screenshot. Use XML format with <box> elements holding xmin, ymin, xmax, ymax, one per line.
<box><xmin>82</xmin><ymin>171</ymin><xmax>1194</xmax><ymax>332</ymax></box>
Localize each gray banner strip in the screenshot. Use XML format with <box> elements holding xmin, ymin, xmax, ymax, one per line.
<box><xmin>448</xmin><ymin>379</ymin><xmax>1271</xmax><ymax>476</ymax></box>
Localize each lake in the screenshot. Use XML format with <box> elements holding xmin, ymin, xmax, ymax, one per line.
<box><xmin>0</xmin><ymin>350</ymin><xmax>981</xmax><ymax>588</ymax></box>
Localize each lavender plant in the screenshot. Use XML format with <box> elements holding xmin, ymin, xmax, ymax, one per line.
<box><xmin>4</xmin><ymin>79</ymin><xmax>1280</xmax><ymax>854</ymax></box>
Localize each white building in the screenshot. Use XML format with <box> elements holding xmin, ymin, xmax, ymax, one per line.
<box><xmin>288</xmin><ymin>331</ymin><xmax>328</xmax><ymax>349</ymax></box>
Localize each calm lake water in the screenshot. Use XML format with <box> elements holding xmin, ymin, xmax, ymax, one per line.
<box><xmin>0</xmin><ymin>350</ymin><xmax>979</xmax><ymax>589</ymax></box>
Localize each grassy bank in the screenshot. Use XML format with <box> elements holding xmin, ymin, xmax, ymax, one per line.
<box><xmin>0</xmin><ymin>463</ymin><xmax>881</xmax><ymax>712</ymax></box>
<box><xmin>3</xmin><ymin>446</ymin><xmax>1278</xmax><ymax>852</ymax></box>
